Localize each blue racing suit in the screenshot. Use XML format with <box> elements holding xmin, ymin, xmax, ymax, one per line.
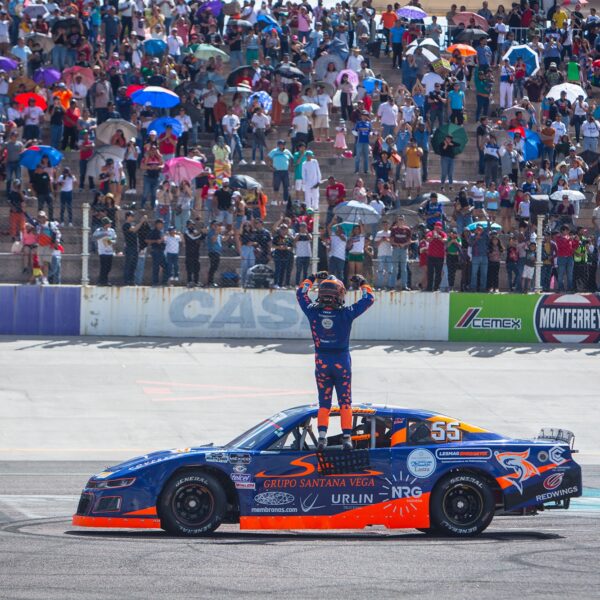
<box><xmin>296</xmin><ymin>279</ymin><xmax>375</xmax><ymax>433</ymax></box>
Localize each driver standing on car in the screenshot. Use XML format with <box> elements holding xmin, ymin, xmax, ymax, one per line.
<box><xmin>296</xmin><ymin>271</ymin><xmax>374</xmax><ymax>451</ymax></box>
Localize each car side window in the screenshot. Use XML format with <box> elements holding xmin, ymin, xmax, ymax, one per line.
<box><xmin>268</xmin><ymin>420</ymin><xmax>318</xmax><ymax>451</ymax></box>
<box><xmin>408</xmin><ymin>419</ymin><xmax>463</xmax><ymax>444</ymax></box>
<box><xmin>408</xmin><ymin>420</ymin><xmax>434</xmax><ymax>444</ymax></box>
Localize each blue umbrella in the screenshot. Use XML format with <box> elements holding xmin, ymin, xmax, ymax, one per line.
<box><xmin>257</xmin><ymin>14</ymin><xmax>282</xmax><ymax>34</ymax></box>
<box><xmin>501</xmin><ymin>44</ymin><xmax>540</xmax><ymax>76</ymax></box>
<box><xmin>33</xmin><ymin>67</ymin><xmax>61</xmax><ymax>86</ymax></box>
<box><xmin>19</xmin><ymin>145</ymin><xmax>63</xmax><ymax>169</ymax></box>
<box><xmin>197</xmin><ymin>0</ymin><xmax>222</xmax><ymax>16</ymax></box>
<box><xmin>508</xmin><ymin>128</ymin><xmax>540</xmax><ymax>161</ymax></box>
<box><xmin>466</xmin><ymin>221</ymin><xmax>502</xmax><ymax>232</ymax></box>
<box><xmin>0</xmin><ymin>56</ymin><xmax>18</xmax><ymax>71</ymax></box>
<box><xmin>248</xmin><ymin>91</ymin><xmax>272</xmax><ymax>113</ymax></box>
<box><xmin>363</xmin><ymin>77</ymin><xmax>383</xmax><ymax>94</ymax></box>
<box><xmin>594</xmin><ymin>106</ymin><xmax>600</xmax><ymax>119</ymax></box>
<box><xmin>148</xmin><ymin>116</ymin><xmax>183</xmax><ymax>137</ymax></box>
<box><xmin>131</xmin><ymin>86</ymin><xmax>180</xmax><ymax>108</ymax></box>
<box><xmin>143</xmin><ymin>39</ymin><xmax>167</xmax><ymax>57</ymax></box>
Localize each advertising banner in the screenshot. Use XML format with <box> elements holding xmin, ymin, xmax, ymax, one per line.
<box><xmin>449</xmin><ymin>293</ymin><xmax>600</xmax><ymax>344</ymax></box>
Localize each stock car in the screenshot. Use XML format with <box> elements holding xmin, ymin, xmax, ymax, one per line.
<box><xmin>72</xmin><ymin>404</ymin><xmax>582</xmax><ymax>537</ymax></box>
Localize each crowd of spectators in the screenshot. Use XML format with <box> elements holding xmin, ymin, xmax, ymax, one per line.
<box><xmin>2</xmin><ymin>0</ymin><xmax>600</xmax><ymax>292</ymax></box>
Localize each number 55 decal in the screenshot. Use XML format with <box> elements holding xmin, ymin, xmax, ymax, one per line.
<box><xmin>431</xmin><ymin>421</ymin><xmax>462</xmax><ymax>442</ymax></box>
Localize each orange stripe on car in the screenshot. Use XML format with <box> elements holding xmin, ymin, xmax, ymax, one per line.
<box><xmin>72</xmin><ymin>515</ymin><xmax>161</xmax><ymax>529</ymax></box>
<box><xmin>123</xmin><ymin>507</ymin><xmax>158</xmax><ymax>517</ymax></box>
<box><xmin>390</xmin><ymin>428</ymin><xmax>407</xmax><ymax>446</ymax></box>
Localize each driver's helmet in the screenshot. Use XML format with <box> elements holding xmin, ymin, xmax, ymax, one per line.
<box><xmin>317</xmin><ymin>276</ymin><xmax>346</xmax><ymax>308</ymax></box>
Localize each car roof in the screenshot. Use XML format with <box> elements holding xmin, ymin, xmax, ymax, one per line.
<box><xmin>286</xmin><ymin>403</ymin><xmax>455</xmax><ymax>420</ymax></box>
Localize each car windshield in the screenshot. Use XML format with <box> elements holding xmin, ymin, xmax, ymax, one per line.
<box><xmin>225</xmin><ymin>407</ymin><xmax>308</xmax><ymax>450</ymax></box>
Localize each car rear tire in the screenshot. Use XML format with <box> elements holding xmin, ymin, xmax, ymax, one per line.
<box><xmin>429</xmin><ymin>473</ymin><xmax>495</xmax><ymax>537</ymax></box>
<box><xmin>159</xmin><ymin>470</ymin><xmax>226</xmax><ymax>536</ymax></box>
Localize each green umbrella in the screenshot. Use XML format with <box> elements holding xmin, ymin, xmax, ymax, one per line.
<box><xmin>431</xmin><ymin>124</ymin><xmax>468</xmax><ymax>157</ymax></box>
<box><xmin>193</xmin><ymin>44</ymin><xmax>230</xmax><ymax>62</ymax></box>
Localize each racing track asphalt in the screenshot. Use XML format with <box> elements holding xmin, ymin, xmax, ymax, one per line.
<box><xmin>1</xmin><ymin>339</ymin><xmax>600</xmax><ymax>598</ymax></box>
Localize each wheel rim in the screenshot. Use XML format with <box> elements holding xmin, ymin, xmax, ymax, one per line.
<box><xmin>442</xmin><ymin>483</ymin><xmax>484</xmax><ymax>528</ymax></box>
<box><xmin>172</xmin><ymin>483</ymin><xmax>215</xmax><ymax>528</ymax></box>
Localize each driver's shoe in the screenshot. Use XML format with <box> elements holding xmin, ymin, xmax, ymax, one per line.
<box><xmin>317</xmin><ymin>437</ymin><xmax>327</xmax><ymax>452</ymax></box>
<box><xmin>342</xmin><ymin>435</ymin><xmax>353</xmax><ymax>451</ymax></box>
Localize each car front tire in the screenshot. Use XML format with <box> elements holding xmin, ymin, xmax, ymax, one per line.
<box><xmin>429</xmin><ymin>473</ymin><xmax>495</xmax><ymax>537</ymax></box>
<box><xmin>159</xmin><ymin>470</ymin><xmax>226</xmax><ymax>536</ymax></box>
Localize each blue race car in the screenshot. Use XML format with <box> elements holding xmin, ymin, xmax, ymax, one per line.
<box><xmin>73</xmin><ymin>404</ymin><xmax>582</xmax><ymax>537</ymax></box>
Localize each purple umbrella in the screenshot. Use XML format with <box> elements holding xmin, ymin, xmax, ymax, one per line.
<box><xmin>33</xmin><ymin>67</ymin><xmax>61</xmax><ymax>86</ymax></box>
<box><xmin>196</xmin><ymin>0</ymin><xmax>222</xmax><ymax>16</ymax></box>
<box><xmin>0</xmin><ymin>56</ymin><xmax>18</xmax><ymax>71</ymax></box>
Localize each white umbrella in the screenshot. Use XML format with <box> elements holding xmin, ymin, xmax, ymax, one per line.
<box><xmin>550</xmin><ymin>190</ymin><xmax>586</xmax><ymax>202</ymax></box>
<box><xmin>417</xmin><ymin>192</ymin><xmax>452</xmax><ymax>205</ymax></box>
<box><xmin>408</xmin><ymin>38</ymin><xmax>440</xmax><ymax>51</ymax></box>
<box><xmin>87</xmin><ymin>146</ymin><xmax>126</xmax><ymax>178</ymax></box>
<box><xmin>334</xmin><ymin>200</ymin><xmax>381</xmax><ymax>225</ymax></box>
<box><xmin>547</xmin><ymin>83</ymin><xmax>587</xmax><ymax>103</ymax></box>
<box><xmin>96</xmin><ymin>119</ymin><xmax>138</xmax><ymax>146</ymax></box>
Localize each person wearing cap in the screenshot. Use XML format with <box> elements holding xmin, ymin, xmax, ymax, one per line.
<box><xmin>301</xmin><ymin>151</ymin><xmax>322</xmax><ymax>211</ymax></box>
<box><xmin>5</xmin><ymin>130</ymin><xmax>24</xmax><ymax>196</ymax></box>
<box><xmin>468</xmin><ymin>216</ymin><xmax>492</xmax><ymax>292</ymax></box>
<box><xmin>292</xmin><ymin>142</ymin><xmax>308</xmax><ymax>203</ymax></box>
<box><xmin>146</xmin><ymin>219</ymin><xmax>169</xmax><ymax>286</ymax></box>
<box><xmin>8</xmin><ymin>178</ymin><xmax>25</xmax><ymax>242</ymax></box>
<box><xmin>93</xmin><ymin>216</ymin><xmax>117</xmax><ymax>286</ymax></box>
<box><xmin>141</xmin><ymin>145</ymin><xmax>164</xmax><ymax>210</ymax></box>
<box><xmin>268</xmin><ymin>140</ymin><xmax>294</xmax><ymax>207</ymax></box>
<box><xmin>353</xmin><ymin>111</ymin><xmax>373</xmax><ymax>175</ymax></box>
<box><xmin>448</xmin><ymin>81</ymin><xmax>465</xmax><ymax>125</ymax></box>
<box><xmin>22</xmin><ymin>96</ymin><xmax>44</xmax><ymax>141</ymax></box>
<box><xmin>89</xmin><ymin>69</ymin><xmax>113</xmax><ymax>125</ymax></box>
<box><xmin>164</xmin><ymin>225</ymin><xmax>182</xmax><ymax>284</ymax></box>
<box><xmin>390</xmin><ymin>214</ymin><xmax>412</xmax><ymax>291</ymax></box>
<box><xmin>539</xmin><ymin>119</ymin><xmax>556</xmax><ymax>166</ymax></box>
<box><xmin>499</xmin><ymin>58</ymin><xmax>515</xmax><ymax>110</ymax></box>
<box><xmin>425</xmin><ymin>222</ymin><xmax>447</xmax><ymax>292</ymax></box>
<box><xmin>221</xmin><ymin>105</ymin><xmax>245</xmax><ymax>165</ymax></box>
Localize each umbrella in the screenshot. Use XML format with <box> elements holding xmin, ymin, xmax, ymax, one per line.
<box><xmin>147</xmin><ymin>116</ymin><xmax>183</xmax><ymax>137</ymax></box>
<box><xmin>275</xmin><ymin>65</ymin><xmax>304</xmax><ymax>80</ymax></box>
<box><xmin>62</xmin><ymin>66</ymin><xmax>95</xmax><ymax>89</ymax></box>
<box><xmin>396</xmin><ymin>6</ymin><xmax>427</xmax><ymax>19</ymax></box>
<box><xmin>334</xmin><ymin>201</ymin><xmax>381</xmax><ymax>225</ymax></box>
<box><xmin>294</xmin><ymin>103</ymin><xmax>320</xmax><ymax>113</ymax></box>
<box><xmin>143</xmin><ymin>39</ymin><xmax>167</xmax><ymax>57</ymax></box>
<box><xmin>131</xmin><ymin>86</ymin><xmax>180</xmax><ymax>108</ymax></box>
<box><xmin>96</xmin><ymin>119</ymin><xmax>138</xmax><ymax>145</ymax></box>
<box><xmin>163</xmin><ymin>157</ymin><xmax>205</xmax><ymax>183</ymax></box>
<box><xmin>248</xmin><ymin>91</ymin><xmax>272</xmax><ymax>112</ymax></box>
<box><xmin>0</xmin><ymin>56</ymin><xmax>18</xmax><ymax>71</ymax></box>
<box><xmin>550</xmin><ymin>190</ymin><xmax>586</xmax><ymax>202</ymax></box>
<box><xmin>446</xmin><ymin>43</ymin><xmax>477</xmax><ymax>57</ymax></box>
<box><xmin>362</xmin><ymin>77</ymin><xmax>383</xmax><ymax>94</ymax></box>
<box><xmin>336</xmin><ymin>69</ymin><xmax>359</xmax><ymax>88</ymax></box>
<box><xmin>25</xmin><ymin>33</ymin><xmax>55</xmax><ymax>52</ymax></box>
<box><xmin>593</xmin><ymin>59</ymin><xmax>600</xmax><ymax>69</ymax></box>
<box><xmin>194</xmin><ymin>44</ymin><xmax>230</xmax><ymax>62</ymax></box>
<box><xmin>431</xmin><ymin>124</ymin><xmax>468</xmax><ymax>156</ymax></box>
<box><xmin>257</xmin><ymin>14</ymin><xmax>282</xmax><ymax>34</ymax></box>
<box><xmin>405</xmin><ymin>46</ymin><xmax>438</xmax><ymax>62</ymax></box>
<box><xmin>126</xmin><ymin>84</ymin><xmax>144</xmax><ymax>98</ymax></box>
<box><xmin>23</xmin><ymin>4</ymin><xmax>49</xmax><ymax>18</ymax></box>
<box><xmin>226</xmin><ymin>66</ymin><xmax>257</xmax><ymax>87</ymax></box>
<box><xmin>14</xmin><ymin>92</ymin><xmax>47</xmax><ymax>110</ymax></box>
<box><xmin>229</xmin><ymin>174</ymin><xmax>261</xmax><ymax>190</ymax></box>
<box><xmin>51</xmin><ymin>18</ymin><xmax>80</xmax><ymax>33</ymax></box>
<box><xmin>503</xmin><ymin>106</ymin><xmax>527</xmax><ymax>121</ymax></box>
<box><xmin>314</xmin><ymin>53</ymin><xmax>345</xmax><ymax>80</ymax></box>
<box><xmin>547</xmin><ymin>83</ymin><xmax>587</xmax><ymax>103</ymax></box>
<box><xmin>229</xmin><ymin>19</ymin><xmax>252</xmax><ymax>29</ymax></box>
<box><xmin>197</xmin><ymin>0</ymin><xmax>222</xmax><ymax>16</ymax></box>
<box><xmin>19</xmin><ymin>146</ymin><xmax>63</xmax><ymax>169</ymax></box>
<box><xmin>86</xmin><ymin>146</ymin><xmax>126</xmax><ymax>178</ymax></box>
<box><xmin>407</xmin><ymin>38</ymin><xmax>440</xmax><ymax>52</ymax></box>
<box><xmin>452</xmin><ymin>12</ymin><xmax>489</xmax><ymax>30</ymax></box>
<box><xmin>455</xmin><ymin>28</ymin><xmax>488</xmax><ymax>43</ymax></box>
<box><xmin>508</xmin><ymin>129</ymin><xmax>540</xmax><ymax>161</ymax></box>
<box><xmin>8</xmin><ymin>76</ymin><xmax>36</xmax><ymax>96</ymax></box>
<box><xmin>416</xmin><ymin>192</ymin><xmax>452</xmax><ymax>205</ymax></box>
<box><xmin>224</xmin><ymin>85</ymin><xmax>253</xmax><ymax>94</ymax></box>
<box><xmin>33</xmin><ymin>67</ymin><xmax>61</xmax><ymax>86</ymax></box>
<box><xmin>303</xmin><ymin>81</ymin><xmax>335</xmax><ymax>97</ymax></box>
<box><xmin>466</xmin><ymin>221</ymin><xmax>502</xmax><ymax>232</ymax></box>
<box><xmin>502</xmin><ymin>44</ymin><xmax>540</xmax><ymax>76</ymax></box>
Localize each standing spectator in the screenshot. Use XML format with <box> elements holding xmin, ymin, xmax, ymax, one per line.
<box><xmin>293</xmin><ymin>143</ymin><xmax>308</xmax><ymax>204</ymax></box>
<box><xmin>140</xmin><ymin>145</ymin><xmax>164</xmax><ymax>209</ymax></box>
<box><xmin>499</xmin><ymin>58</ymin><xmax>515</xmax><ymax>109</ymax></box>
<box><xmin>328</xmin><ymin>222</ymin><xmax>348</xmax><ymax>281</ymax></box>
<box><xmin>521</xmin><ymin>241</ymin><xmax>537</xmax><ymax>293</ymax></box>
<box><xmin>505</xmin><ymin>234</ymin><xmax>520</xmax><ymax>292</ymax></box>
<box><xmin>476</xmin><ymin>117</ymin><xmax>491</xmax><ymax>176</ymax></box>
<box><xmin>541</xmin><ymin>231</ymin><xmax>558</xmax><ymax>291</ymax></box>
<box><xmin>272</xmin><ymin>223</ymin><xmax>294</xmax><ymax>288</ymax></box>
<box><xmin>146</xmin><ymin>219</ymin><xmax>168</xmax><ymax>287</ymax></box>
<box><xmin>8</xmin><ymin>179</ymin><xmax>25</xmax><ymax>242</ymax></box>
<box><xmin>237</xmin><ymin>220</ymin><xmax>257</xmax><ymax>287</ymax></box>
<box><xmin>184</xmin><ymin>220</ymin><xmax>205</xmax><ymax>288</ymax></box>
<box><xmin>582</xmin><ymin>113</ymin><xmax>600</xmax><ymax>153</ymax></box>
<box><xmin>555</xmin><ymin>225</ymin><xmax>577</xmax><ymax>292</ymax></box>
<box><xmin>390</xmin><ymin>214</ymin><xmax>412</xmax><ymax>290</ymax></box>
<box><xmin>446</xmin><ymin>229</ymin><xmax>462</xmax><ymax>290</ymax></box>
<box><xmin>425</xmin><ymin>221</ymin><xmax>447</xmax><ymax>291</ymax></box>
<box><xmin>4</xmin><ymin>130</ymin><xmax>23</xmax><ymax>195</ymax></box>
<box><xmin>483</xmin><ymin>135</ymin><xmax>501</xmax><ymax>187</ymax></box>
<box><xmin>448</xmin><ymin>82</ymin><xmax>465</xmax><ymax>125</ymax></box>
<box><xmin>346</xmin><ymin>223</ymin><xmax>366</xmax><ymax>283</ymax></box>
<box><xmin>250</xmin><ymin>105</ymin><xmax>270</xmax><ymax>165</ymax></box>
<box><xmin>325</xmin><ymin>176</ymin><xmax>346</xmax><ymax>225</ymax></box>
<box><xmin>23</xmin><ymin>97</ymin><xmax>45</xmax><ymax>141</ymax></box>
<box><xmin>122</xmin><ymin>211</ymin><xmax>146</xmax><ymax>286</ymax></box>
<box><xmin>165</xmin><ymin>226</ymin><xmax>182</xmax><ymax>284</ymax></box>
<box><xmin>93</xmin><ymin>216</ymin><xmax>117</xmax><ymax>286</ymax></box>
<box><xmin>222</xmin><ymin>106</ymin><xmax>245</xmax><ymax>165</ymax></box>
<box><xmin>377</xmin><ymin>96</ymin><xmax>399</xmax><ymax>139</ymax></box>
<box><xmin>314</xmin><ymin>84</ymin><xmax>333</xmax><ymax>142</ymax></box>
<box><xmin>374</xmin><ymin>218</ymin><xmax>393</xmax><ymax>289</ymax></box>
<box><xmin>354</xmin><ymin>111</ymin><xmax>373</xmax><ymax>175</ymax></box>
<box><xmin>124</xmin><ymin>138</ymin><xmax>139</xmax><ymax>192</ymax></box>
<box><xmin>293</xmin><ymin>222</ymin><xmax>312</xmax><ymax>285</ymax></box>
<box><xmin>206</xmin><ymin>220</ymin><xmax>223</xmax><ymax>287</ymax></box>
<box><xmin>301</xmin><ymin>151</ymin><xmax>322</xmax><ymax>211</ymax></box>
<box><xmin>57</xmin><ymin>167</ymin><xmax>76</xmax><ymax>227</ymax></box>
<box><xmin>404</xmin><ymin>139</ymin><xmax>423</xmax><ymax>199</ymax></box>
<box><xmin>48</xmin><ymin>96</ymin><xmax>65</xmax><ymax>151</ymax></box>
<box><xmin>439</xmin><ymin>135</ymin><xmax>459</xmax><ymax>191</ymax></box>
<box><xmin>469</xmin><ymin>220</ymin><xmax>491</xmax><ymax>292</ymax></box>
<box><xmin>214</xmin><ymin>179</ymin><xmax>234</xmax><ymax>232</ymax></box>
<box><xmin>30</xmin><ymin>163</ymin><xmax>54</xmax><ymax>220</ymax></box>
<box><xmin>413</xmin><ymin>119</ymin><xmax>431</xmax><ymax>183</ymax></box>
<box><xmin>487</xmin><ymin>234</ymin><xmax>504</xmax><ymax>293</ymax></box>
<box><xmin>539</xmin><ymin>120</ymin><xmax>556</xmax><ymax>166</ymax></box>
<box><xmin>268</xmin><ymin>139</ymin><xmax>294</xmax><ymax>207</ymax></box>
<box><xmin>63</xmin><ymin>99</ymin><xmax>80</xmax><ymax>150</ymax></box>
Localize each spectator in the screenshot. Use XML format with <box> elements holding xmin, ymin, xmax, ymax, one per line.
<box><xmin>301</xmin><ymin>151</ymin><xmax>322</xmax><ymax>212</ymax></box>
<box><xmin>146</xmin><ymin>219</ymin><xmax>168</xmax><ymax>287</ymax></box>
<box><xmin>122</xmin><ymin>211</ymin><xmax>146</xmax><ymax>286</ymax></box>
<box><xmin>206</xmin><ymin>220</ymin><xmax>223</xmax><ymax>287</ymax></box>
<box><xmin>469</xmin><ymin>220</ymin><xmax>491</xmax><ymax>292</ymax></box>
<box><xmin>272</xmin><ymin>223</ymin><xmax>294</xmax><ymax>288</ymax></box>
<box><xmin>268</xmin><ymin>139</ymin><xmax>294</xmax><ymax>208</ymax></box>
<box><xmin>293</xmin><ymin>222</ymin><xmax>312</xmax><ymax>286</ymax></box>
<box><xmin>439</xmin><ymin>135</ymin><xmax>459</xmax><ymax>191</ymax></box>
<box><xmin>390</xmin><ymin>214</ymin><xmax>411</xmax><ymax>291</ymax></box>
<box><xmin>165</xmin><ymin>226</ymin><xmax>182</xmax><ymax>284</ymax></box>
<box><xmin>93</xmin><ymin>216</ymin><xmax>117</xmax><ymax>286</ymax></box>
<box><xmin>425</xmin><ymin>222</ymin><xmax>447</xmax><ymax>291</ymax></box>
<box><xmin>555</xmin><ymin>225</ymin><xmax>577</xmax><ymax>291</ymax></box>
<box><xmin>328</xmin><ymin>222</ymin><xmax>347</xmax><ymax>282</ymax></box>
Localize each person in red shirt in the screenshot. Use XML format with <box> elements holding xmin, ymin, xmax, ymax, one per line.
<box><xmin>555</xmin><ymin>225</ymin><xmax>578</xmax><ymax>291</ymax></box>
<box><xmin>79</xmin><ymin>130</ymin><xmax>95</xmax><ymax>190</ymax></box>
<box><xmin>63</xmin><ymin>99</ymin><xmax>81</xmax><ymax>151</ymax></box>
<box><xmin>158</xmin><ymin>126</ymin><xmax>177</xmax><ymax>160</ymax></box>
<box><xmin>425</xmin><ymin>221</ymin><xmax>447</xmax><ymax>291</ymax></box>
<box><xmin>325</xmin><ymin>176</ymin><xmax>346</xmax><ymax>225</ymax></box>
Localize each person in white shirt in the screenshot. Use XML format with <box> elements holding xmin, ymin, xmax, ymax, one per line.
<box><xmin>250</xmin><ymin>106</ymin><xmax>271</xmax><ymax>164</ymax></box>
<box><xmin>23</xmin><ymin>99</ymin><xmax>45</xmax><ymax>141</ymax></box>
<box><xmin>314</xmin><ymin>85</ymin><xmax>332</xmax><ymax>142</ymax></box>
<box><xmin>328</xmin><ymin>223</ymin><xmax>347</xmax><ymax>281</ymax></box>
<box><xmin>581</xmin><ymin>114</ymin><xmax>600</xmax><ymax>153</ymax></box>
<box><xmin>301</xmin><ymin>151</ymin><xmax>322</xmax><ymax>210</ymax></box>
<box><xmin>346</xmin><ymin>47</ymin><xmax>364</xmax><ymax>73</ymax></box>
<box><xmin>551</xmin><ymin>119</ymin><xmax>566</xmax><ymax>144</ymax></box>
<box><xmin>221</xmin><ymin>107</ymin><xmax>245</xmax><ymax>164</ymax></box>
<box><xmin>93</xmin><ymin>216</ymin><xmax>117</xmax><ymax>285</ymax></box>
<box><xmin>57</xmin><ymin>167</ymin><xmax>76</xmax><ymax>227</ymax></box>
<box><xmin>292</xmin><ymin>112</ymin><xmax>310</xmax><ymax>150</ymax></box>
<box><xmin>421</xmin><ymin>71</ymin><xmax>444</xmax><ymax>95</ymax></box>
<box><xmin>166</xmin><ymin>30</ymin><xmax>183</xmax><ymax>61</ymax></box>
<box><xmin>69</xmin><ymin>74</ymin><xmax>88</xmax><ymax>101</ymax></box>
<box><xmin>375</xmin><ymin>218</ymin><xmax>393</xmax><ymax>289</ymax></box>
<box><xmin>175</xmin><ymin>106</ymin><xmax>193</xmax><ymax>156</ymax></box>
<box><xmin>377</xmin><ymin>97</ymin><xmax>398</xmax><ymax>138</ymax></box>
<box><xmin>164</xmin><ymin>225</ymin><xmax>182</xmax><ymax>283</ymax></box>
<box><xmin>200</xmin><ymin>81</ymin><xmax>219</xmax><ymax>131</ymax></box>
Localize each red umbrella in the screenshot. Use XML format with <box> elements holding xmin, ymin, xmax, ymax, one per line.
<box><xmin>593</xmin><ymin>59</ymin><xmax>600</xmax><ymax>69</ymax></box>
<box><xmin>126</xmin><ymin>84</ymin><xmax>144</xmax><ymax>98</ymax></box>
<box><xmin>14</xmin><ymin>92</ymin><xmax>47</xmax><ymax>110</ymax></box>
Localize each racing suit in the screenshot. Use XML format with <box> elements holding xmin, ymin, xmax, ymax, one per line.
<box><xmin>296</xmin><ymin>279</ymin><xmax>374</xmax><ymax>436</ymax></box>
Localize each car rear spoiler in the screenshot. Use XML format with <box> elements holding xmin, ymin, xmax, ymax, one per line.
<box><xmin>535</xmin><ymin>427</ymin><xmax>576</xmax><ymax>450</ymax></box>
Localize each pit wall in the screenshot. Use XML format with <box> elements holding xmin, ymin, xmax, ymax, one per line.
<box><xmin>1</xmin><ymin>285</ymin><xmax>598</xmax><ymax>344</ymax></box>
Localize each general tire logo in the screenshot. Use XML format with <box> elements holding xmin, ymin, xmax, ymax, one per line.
<box><xmin>455</xmin><ymin>307</ymin><xmax>521</xmax><ymax>331</ymax></box>
<box><xmin>543</xmin><ymin>473</ymin><xmax>565</xmax><ymax>490</ymax></box>
<box><xmin>534</xmin><ymin>294</ymin><xmax>600</xmax><ymax>343</ymax></box>
<box><xmin>254</xmin><ymin>491</ymin><xmax>294</xmax><ymax>506</ymax></box>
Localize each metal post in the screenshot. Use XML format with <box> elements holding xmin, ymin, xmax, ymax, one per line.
<box><xmin>81</xmin><ymin>202</ymin><xmax>90</xmax><ymax>286</ymax></box>
<box><xmin>534</xmin><ymin>214</ymin><xmax>543</xmax><ymax>293</ymax></box>
<box><xmin>311</xmin><ymin>207</ymin><xmax>320</xmax><ymax>275</ymax></box>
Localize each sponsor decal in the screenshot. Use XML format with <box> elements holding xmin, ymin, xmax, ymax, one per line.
<box><xmin>495</xmin><ymin>449</ymin><xmax>540</xmax><ymax>494</ymax></box>
<box><xmin>300</xmin><ymin>493</ymin><xmax>325</xmax><ymax>513</ymax></box>
<box><xmin>543</xmin><ymin>472</ymin><xmax>565</xmax><ymax>490</ymax></box>
<box><xmin>332</xmin><ymin>493</ymin><xmax>374</xmax><ymax>506</ymax></box>
<box><xmin>263</xmin><ymin>477</ymin><xmax>376</xmax><ymax>489</ymax></box>
<box><xmin>235</xmin><ymin>482</ymin><xmax>256</xmax><ymax>490</ymax></box>
<box><xmin>229</xmin><ymin>453</ymin><xmax>252</xmax><ymax>465</ymax></box>
<box><xmin>406</xmin><ymin>449</ymin><xmax>436</xmax><ymax>478</ymax></box>
<box><xmin>266</xmin><ymin>420</ymin><xmax>285</xmax><ymax>438</ymax></box>
<box><xmin>435</xmin><ymin>448</ymin><xmax>492</xmax><ymax>461</ymax></box>
<box><xmin>250</xmin><ymin>506</ymin><xmax>297</xmax><ymax>513</ymax></box>
<box><xmin>379</xmin><ymin>472</ymin><xmax>424</xmax><ymax>511</ymax></box>
<box><xmin>549</xmin><ymin>445</ymin><xmax>568</xmax><ymax>466</ymax></box>
<box><xmin>321</xmin><ymin>318</ymin><xmax>334</xmax><ymax>330</ymax></box>
<box><xmin>534</xmin><ymin>294</ymin><xmax>600</xmax><ymax>343</ymax></box>
<box><xmin>94</xmin><ymin>471</ymin><xmax>113</xmax><ymax>479</ymax></box>
<box><xmin>233</xmin><ymin>465</ymin><xmax>247</xmax><ymax>473</ymax></box>
<box><xmin>171</xmin><ymin>448</ymin><xmax>191</xmax><ymax>454</ymax></box>
<box><xmin>537</xmin><ymin>451</ymin><xmax>549</xmax><ymax>463</ymax></box>
<box><xmin>254</xmin><ymin>492</ymin><xmax>294</xmax><ymax>506</ymax></box>
<box><xmin>535</xmin><ymin>486</ymin><xmax>579</xmax><ymax>503</ymax></box>
<box><xmin>129</xmin><ymin>455</ymin><xmax>178</xmax><ymax>470</ymax></box>
<box><xmin>205</xmin><ymin>452</ymin><xmax>229</xmax><ymax>463</ymax></box>
<box><xmin>230</xmin><ymin>473</ymin><xmax>253</xmax><ymax>483</ymax></box>
<box><xmin>393</xmin><ymin>417</ymin><xmax>405</xmax><ymax>425</ymax></box>
<box><xmin>455</xmin><ymin>307</ymin><xmax>521</xmax><ymax>331</ymax></box>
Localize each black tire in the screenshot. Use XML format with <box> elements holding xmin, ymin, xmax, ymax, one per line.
<box><xmin>159</xmin><ymin>470</ymin><xmax>226</xmax><ymax>536</ymax></box>
<box><xmin>429</xmin><ymin>473</ymin><xmax>495</xmax><ymax>537</ymax></box>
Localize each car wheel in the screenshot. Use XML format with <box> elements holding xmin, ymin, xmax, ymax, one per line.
<box><xmin>429</xmin><ymin>473</ymin><xmax>495</xmax><ymax>537</ymax></box>
<box><xmin>159</xmin><ymin>470</ymin><xmax>226</xmax><ymax>536</ymax></box>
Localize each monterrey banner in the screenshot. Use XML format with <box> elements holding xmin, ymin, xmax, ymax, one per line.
<box><xmin>449</xmin><ymin>293</ymin><xmax>600</xmax><ymax>344</ymax></box>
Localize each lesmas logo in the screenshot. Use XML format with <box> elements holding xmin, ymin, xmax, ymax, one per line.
<box><xmin>534</xmin><ymin>294</ymin><xmax>600</xmax><ymax>343</ymax></box>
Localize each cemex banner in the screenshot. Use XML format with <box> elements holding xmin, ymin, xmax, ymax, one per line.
<box><xmin>449</xmin><ymin>293</ymin><xmax>600</xmax><ymax>344</ymax></box>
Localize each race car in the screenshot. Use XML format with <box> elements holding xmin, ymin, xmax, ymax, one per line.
<box><xmin>72</xmin><ymin>404</ymin><xmax>582</xmax><ymax>537</ymax></box>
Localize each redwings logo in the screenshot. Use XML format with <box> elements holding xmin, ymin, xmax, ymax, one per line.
<box><xmin>495</xmin><ymin>449</ymin><xmax>540</xmax><ymax>493</ymax></box>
